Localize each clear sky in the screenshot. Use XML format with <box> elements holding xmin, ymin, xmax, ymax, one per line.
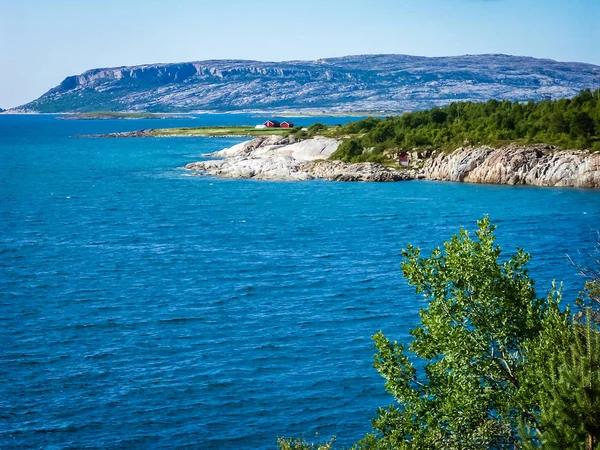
<box><xmin>1</xmin><ymin>0</ymin><xmax>599</xmax><ymax>108</ymax></box>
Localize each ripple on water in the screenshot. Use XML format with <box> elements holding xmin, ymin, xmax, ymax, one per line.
<box><xmin>1</xmin><ymin>116</ymin><xmax>600</xmax><ymax>448</ymax></box>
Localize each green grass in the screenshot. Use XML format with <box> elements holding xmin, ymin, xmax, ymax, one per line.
<box><xmin>152</xmin><ymin>126</ymin><xmax>291</xmax><ymax>137</ymax></box>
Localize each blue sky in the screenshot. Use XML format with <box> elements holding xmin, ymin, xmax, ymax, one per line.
<box><xmin>1</xmin><ymin>0</ymin><xmax>599</xmax><ymax>108</ymax></box>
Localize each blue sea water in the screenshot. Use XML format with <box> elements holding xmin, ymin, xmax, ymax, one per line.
<box><xmin>1</xmin><ymin>114</ymin><xmax>600</xmax><ymax>449</ymax></box>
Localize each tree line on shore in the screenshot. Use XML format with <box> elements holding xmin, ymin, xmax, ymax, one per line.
<box><xmin>279</xmin><ymin>217</ymin><xmax>600</xmax><ymax>450</ymax></box>
<box><xmin>288</xmin><ymin>89</ymin><xmax>600</xmax><ymax>164</ymax></box>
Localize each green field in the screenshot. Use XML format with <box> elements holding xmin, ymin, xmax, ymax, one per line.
<box><xmin>152</xmin><ymin>126</ymin><xmax>291</xmax><ymax>137</ymax></box>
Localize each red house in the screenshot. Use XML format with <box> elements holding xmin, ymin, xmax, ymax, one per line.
<box><xmin>280</xmin><ymin>121</ymin><xmax>294</xmax><ymax>128</ymax></box>
<box><xmin>398</xmin><ymin>151</ymin><xmax>410</xmax><ymax>166</ymax></box>
<box><xmin>263</xmin><ymin>120</ymin><xmax>281</xmax><ymax>128</ymax></box>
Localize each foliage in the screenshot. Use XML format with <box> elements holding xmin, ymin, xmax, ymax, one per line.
<box><xmin>329</xmin><ymin>138</ymin><xmax>392</xmax><ymax>164</ymax></box>
<box><xmin>324</xmin><ymin>90</ymin><xmax>600</xmax><ymax>162</ymax></box>
<box><xmin>521</xmin><ymin>312</ymin><xmax>600</xmax><ymax>449</ymax></box>
<box><xmin>571</xmin><ymin>233</ymin><xmax>600</xmax><ymax>324</ymax></box>
<box><xmin>355</xmin><ymin>217</ymin><xmax>571</xmax><ymax>449</ymax></box>
<box><xmin>307</xmin><ymin>123</ymin><xmax>329</xmax><ymax>134</ymax></box>
<box><xmin>280</xmin><ymin>220</ymin><xmax>600</xmax><ymax>449</ymax></box>
<box><xmin>330</xmin><ymin>139</ymin><xmax>366</xmax><ymax>162</ymax></box>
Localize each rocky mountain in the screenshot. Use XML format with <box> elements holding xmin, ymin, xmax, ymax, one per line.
<box><xmin>16</xmin><ymin>54</ymin><xmax>600</xmax><ymax>113</ymax></box>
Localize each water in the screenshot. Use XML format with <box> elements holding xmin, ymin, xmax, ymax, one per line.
<box><xmin>1</xmin><ymin>114</ymin><xmax>599</xmax><ymax>449</ymax></box>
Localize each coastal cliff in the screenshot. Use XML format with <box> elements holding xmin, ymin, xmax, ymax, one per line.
<box><xmin>424</xmin><ymin>145</ymin><xmax>600</xmax><ymax>188</ymax></box>
<box><xmin>185</xmin><ymin>137</ymin><xmax>600</xmax><ymax>188</ymax></box>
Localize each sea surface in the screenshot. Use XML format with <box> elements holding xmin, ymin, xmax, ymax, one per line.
<box><xmin>1</xmin><ymin>114</ymin><xmax>600</xmax><ymax>449</ymax></box>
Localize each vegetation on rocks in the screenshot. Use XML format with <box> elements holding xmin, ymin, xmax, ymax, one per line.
<box><xmin>152</xmin><ymin>126</ymin><xmax>290</xmax><ymax>137</ymax></box>
<box><xmin>319</xmin><ymin>89</ymin><xmax>600</xmax><ymax>164</ymax></box>
<box><xmin>279</xmin><ymin>217</ymin><xmax>600</xmax><ymax>450</ymax></box>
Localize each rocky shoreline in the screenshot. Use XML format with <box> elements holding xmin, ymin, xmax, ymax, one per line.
<box><xmin>184</xmin><ymin>136</ymin><xmax>600</xmax><ymax>188</ymax></box>
<box><xmin>184</xmin><ymin>136</ymin><xmax>417</xmax><ymax>182</ymax></box>
<box><xmin>84</xmin><ymin>129</ymin><xmax>156</xmax><ymax>138</ymax></box>
<box><xmin>424</xmin><ymin>145</ymin><xmax>600</xmax><ymax>188</ymax></box>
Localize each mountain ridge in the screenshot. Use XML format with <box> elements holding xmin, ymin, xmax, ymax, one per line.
<box><xmin>15</xmin><ymin>54</ymin><xmax>600</xmax><ymax>113</ymax></box>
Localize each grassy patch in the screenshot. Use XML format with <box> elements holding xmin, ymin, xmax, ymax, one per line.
<box><xmin>152</xmin><ymin>126</ymin><xmax>291</xmax><ymax>137</ymax></box>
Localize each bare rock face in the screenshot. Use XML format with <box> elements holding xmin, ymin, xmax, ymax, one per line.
<box><xmin>186</xmin><ymin>138</ymin><xmax>600</xmax><ymax>187</ymax></box>
<box><xmin>18</xmin><ymin>54</ymin><xmax>600</xmax><ymax>113</ymax></box>
<box><xmin>204</xmin><ymin>135</ymin><xmax>339</xmax><ymax>160</ymax></box>
<box><xmin>301</xmin><ymin>160</ymin><xmax>414</xmax><ymax>182</ymax></box>
<box><xmin>424</xmin><ymin>145</ymin><xmax>600</xmax><ymax>188</ymax></box>
<box><xmin>185</xmin><ymin>155</ymin><xmax>312</xmax><ymax>181</ymax></box>
<box><xmin>185</xmin><ymin>136</ymin><xmax>415</xmax><ymax>182</ymax></box>
<box><xmin>185</xmin><ymin>136</ymin><xmax>343</xmax><ymax>181</ymax></box>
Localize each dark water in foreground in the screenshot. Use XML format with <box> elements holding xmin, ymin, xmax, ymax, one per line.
<box><xmin>1</xmin><ymin>114</ymin><xmax>599</xmax><ymax>449</ymax></box>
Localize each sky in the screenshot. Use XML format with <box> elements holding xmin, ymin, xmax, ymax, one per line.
<box><xmin>1</xmin><ymin>0</ymin><xmax>599</xmax><ymax>108</ymax></box>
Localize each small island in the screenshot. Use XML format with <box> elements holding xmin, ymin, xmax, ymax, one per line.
<box><xmin>60</xmin><ymin>111</ymin><xmax>187</xmax><ymax>120</ymax></box>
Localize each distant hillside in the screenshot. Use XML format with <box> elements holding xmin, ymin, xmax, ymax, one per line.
<box><xmin>15</xmin><ymin>54</ymin><xmax>600</xmax><ymax>113</ymax></box>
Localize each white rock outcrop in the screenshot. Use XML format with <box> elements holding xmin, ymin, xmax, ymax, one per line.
<box><xmin>185</xmin><ymin>136</ymin><xmax>410</xmax><ymax>182</ymax></box>
<box><xmin>186</xmin><ymin>137</ymin><xmax>600</xmax><ymax>187</ymax></box>
<box><xmin>424</xmin><ymin>145</ymin><xmax>600</xmax><ymax>188</ymax></box>
<box><xmin>302</xmin><ymin>160</ymin><xmax>416</xmax><ymax>182</ymax></box>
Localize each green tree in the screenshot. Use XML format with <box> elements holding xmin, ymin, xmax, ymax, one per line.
<box><xmin>333</xmin><ymin>90</ymin><xmax>600</xmax><ymax>153</ymax></box>
<box><xmin>521</xmin><ymin>313</ymin><xmax>600</xmax><ymax>450</ymax></box>
<box><xmin>431</xmin><ymin>108</ymin><xmax>448</xmax><ymax>124</ymax></box>
<box><xmin>308</xmin><ymin>123</ymin><xmax>328</xmax><ymax>134</ymax></box>
<box><xmin>356</xmin><ymin>217</ymin><xmax>569</xmax><ymax>449</ymax></box>
<box><xmin>570</xmin><ymin>235</ymin><xmax>600</xmax><ymax>323</ymax></box>
<box><xmin>330</xmin><ymin>139</ymin><xmax>364</xmax><ymax>162</ymax></box>
<box><xmin>571</xmin><ymin>112</ymin><xmax>595</xmax><ymax>139</ymax></box>
<box><xmin>550</xmin><ymin>113</ymin><xmax>569</xmax><ymax>134</ymax></box>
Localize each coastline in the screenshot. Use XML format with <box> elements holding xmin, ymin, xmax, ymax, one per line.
<box><xmin>184</xmin><ymin>136</ymin><xmax>600</xmax><ymax>188</ymax></box>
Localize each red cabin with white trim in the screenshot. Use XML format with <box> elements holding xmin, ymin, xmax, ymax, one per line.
<box><xmin>263</xmin><ymin>120</ymin><xmax>281</xmax><ymax>128</ymax></box>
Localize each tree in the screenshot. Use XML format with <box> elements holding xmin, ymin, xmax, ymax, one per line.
<box><xmin>307</xmin><ymin>123</ymin><xmax>328</xmax><ymax>134</ymax></box>
<box><xmin>571</xmin><ymin>112</ymin><xmax>595</xmax><ymax>139</ymax></box>
<box><xmin>550</xmin><ymin>113</ymin><xmax>569</xmax><ymax>134</ymax></box>
<box><xmin>356</xmin><ymin>217</ymin><xmax>569</xmax><ymax>449</ymax></box>
<box><xmin>431</xmin><ymin>108</ymin><xmax>448</xmax><ymax>124</ymax></box>
<box><xmin>329</xmin><ymin>139</ymin><xmax>364</xmax><ymax>162</ymax></box>
<box><xmin>569</xmin><ymin>233</ymin><xmax>600</xmax><ymax>324</ymax></box>
<box><xmin>521</xmin><ymin>313</ymin><xmax>600</xmax><ymax>450</ymax></box>
<box><xmin>331</xmin><ymin>90</ymin><xmax>600</xmax><ymax>153</ymax></box>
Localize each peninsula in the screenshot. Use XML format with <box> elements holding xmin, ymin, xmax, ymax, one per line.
<box><xmin>183</xmin><ymin>90</ymin><xmax>600</xmax><ymax>187</ymax></box>
<box><xmin>184</xmin><ymin>136</ymin><xmax>600</xmax><ymax>188</ymax></box>
<box><xmin>95</xmin><ymin>126</ymin><xmax>291</xmax><ymax>138</ymax></box>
